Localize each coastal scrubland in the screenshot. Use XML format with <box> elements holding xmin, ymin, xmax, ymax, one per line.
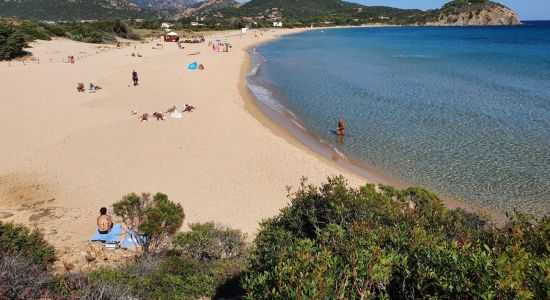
<box><xmin>0</xmin><ymin>18</ymin><xmax>139</xmax><ymax>60</ymax></box>
<box><xmin>1</xmin><ymin>177</ymin><xmax>548</xmax><ymax>299</ymax></box>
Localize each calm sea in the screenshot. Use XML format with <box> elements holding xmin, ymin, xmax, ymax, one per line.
<box><xmin>248</xmin><ymin>21</ymin><xmax>550</xmax><ymax>215</ymax></box>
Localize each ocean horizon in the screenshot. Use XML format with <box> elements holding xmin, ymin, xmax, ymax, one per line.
<box><xmin>248</xmin><ymin>23</ymin><xmax>550</xmax><ymax>216</ymax></box>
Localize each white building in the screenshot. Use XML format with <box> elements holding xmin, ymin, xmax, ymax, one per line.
<box><xmin>273</xmin><ymin>22</ymin><xmax>283</xmax><ymax>27</ymax></box>
<box><xmin>161</xmin><ymin>22</ymin><xmax>173</xmax><ymax>29</ymax></box>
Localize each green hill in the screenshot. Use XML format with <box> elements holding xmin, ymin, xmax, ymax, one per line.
<box><xmin>0</xmin><ymin>0</ymin><xmax>154</xmax><ymax>21</ymax></box>
<box><xmin>234</xmin><ymin>0</ymin><xmax>363</xmax><ymax>19</ymax></box>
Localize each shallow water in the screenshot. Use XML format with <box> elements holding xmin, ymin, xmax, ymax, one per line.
<box><xmin>249</xmin><ymin>22</ymin><xmax>550</xmax><ymax>215</ymax></box>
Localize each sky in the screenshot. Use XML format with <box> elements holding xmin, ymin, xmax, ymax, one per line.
<box><xmin>237</xmin><ymin>1</ymin><xmax>550</xmax><ymax>20</ymax></box>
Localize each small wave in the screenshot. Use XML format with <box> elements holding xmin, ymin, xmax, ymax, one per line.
<box><xmin>290</xmin><ymin>118</ymin><xmax>306</xmax><ymax>130</ymax></box>
<box><xmin>392</xmin><ymin>54</ymin><xmax>435</xmax><ymax>59</ymax></box>
<box><xmin>247</xmin><ymin>81</ymin><xmax>286</xmax><ymax>114</ymax></box>
<box><xmin>247</xmin><ymin>64</ymin><xmax>260</xmax><ymax>77</ymax></box>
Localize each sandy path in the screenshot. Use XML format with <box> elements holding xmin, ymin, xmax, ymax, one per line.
<box><xmin>0</xmin><ymin>30</ymin><xmax>368</xmax><ymax>249</ymax></box>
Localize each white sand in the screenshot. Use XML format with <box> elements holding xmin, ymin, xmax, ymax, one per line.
<box><xmin>0</xmin><ymin>30</ymin><xmax>368</xmax><ymax>249</ymax></box>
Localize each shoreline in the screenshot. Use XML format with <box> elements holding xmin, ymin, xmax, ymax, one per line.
<box><xmin>0</xmin><ymin>27</ymin><xmax>507</xmax><ymax>252</ymax></box>
<box><xmin>240</xmin><ymin>28</ymin><xmax>504</xmax><ymax>222</ymax></box>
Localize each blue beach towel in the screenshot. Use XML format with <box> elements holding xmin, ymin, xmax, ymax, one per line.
<box><xmin>91</xmin><ymin>224</ymin><xmax>123</xmax><ymax>243</ymax></box>
<box><xmin>188</xmin><ymin>62</ymin><xmax>198</xmax><ymax>70</ymax></box>
<box><xmin>122</xmin><ymin>230</ymin><xmax>148</xmax><ymax>247</ymax></box>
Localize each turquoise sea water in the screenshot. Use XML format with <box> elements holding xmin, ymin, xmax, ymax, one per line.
<box><xmin>248</xmin><ymin>22</ymin><xmax>550</xmax><ymax>215</ymax></box>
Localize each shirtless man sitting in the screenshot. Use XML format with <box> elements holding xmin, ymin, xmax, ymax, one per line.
<box><xmin>97</xmin><ymin>207</ymin><xmax>113</xmax><ymax>234</ymax></box>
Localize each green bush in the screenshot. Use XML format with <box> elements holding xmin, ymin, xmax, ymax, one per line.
<box><xmin>173</xmin><ymin>222</ymin><xmax>248</xmax><ymax>263</ymax></box>
<box><xmin>0</xmin><ymin>23</ymin><xmax>27</xmax><ymax>60</ymax></box>
<box><xmin>113</xmin><ymin>192</ymin><xmax>185</xmax><ymax>254</ymax></box>
<box><xmin>84</xmin><ymin>254</ymin><xmax>247</xmax><ymax>299</ymax></box>
<box><xmin>243</xmin><ymin>176</ymin><xmax>550</xmax><ymax>299</ymax></box>
<box><xmin>0</xmin><ymin>221</ymin><xmax>55</xmax><ymax>264</ymax></box>
<box><xmin>17</xmin><ymin>20</ymin><xmax>52</xmax><ymax>41</ymax></box>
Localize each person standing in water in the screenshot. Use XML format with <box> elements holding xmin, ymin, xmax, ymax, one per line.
<box><xmin>337</xmin><ymin>118</ymin><xmax>346</xmax><ymax>136</ymax></box>
<box><xmin>132</xmin><ymin>70</ymin><xmax>139</xmax><ymax>86</ymax></box>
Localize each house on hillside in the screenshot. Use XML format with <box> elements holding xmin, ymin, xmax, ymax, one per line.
<box><xmin>161</xmin><ymin>22</ymin><xmax>173</xmax><ymax>29</ymax></box>
<box><xmin>273</xmin><ymin>21</ymin><xmax>283</xmax><ymax>27</ymax></box>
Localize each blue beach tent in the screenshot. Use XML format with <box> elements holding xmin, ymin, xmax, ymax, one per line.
<box><xmin>188</xmin><ymin>62</ymin><xmax>198</xmax><ymax>70</ymax></box>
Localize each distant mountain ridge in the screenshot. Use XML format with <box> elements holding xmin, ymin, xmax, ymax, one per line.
<box><xmin>129</xmin><ymin>0</ymin><xmax>197</xmax><ymax>11</ymax></box>
<box><xmin>0</xmin><ymin>0</ymin><xmax>521</xmax><ymax>26</ymax></box>
<box><xmin>175</xmin><ymin>0</ymin><xmax>239</xmax><ymax>19</ymax></box>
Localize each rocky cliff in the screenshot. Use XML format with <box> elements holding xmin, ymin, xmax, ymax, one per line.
<box><xmin>423</xmin><ymin>0</ymin><xmax>520</xmax><ymax>26</ymax></box>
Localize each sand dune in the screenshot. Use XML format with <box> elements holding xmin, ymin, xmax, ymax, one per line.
<box><xmin>0</xmin><ymin>30</ymin><xmax>367</xmax><ymax>249</ymax></box>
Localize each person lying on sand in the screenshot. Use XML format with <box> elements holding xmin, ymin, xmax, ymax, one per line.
<box><xmin>183</xmin><ymin>104</ymin><xmax>196</xmax><ymax>113</ymax></box>
<box><xmin>139</xmin><ymin>113</ymin><xmax>149</xmax><ymax>122</ymax></box>
<box><xmin>77</xmin><ymin>83</ymin><xmax>85</xmax><ymax>92</ymax></box>
<box><xmin>153</xmin><ymin>112</ymin><xmax>165</xmax><ymax>121</ymax></box>
<box><xmin>97</xmin><ymin>207</ymin><xmax>113</xmax><ymax>234</ymax></box>
<box><xmin>165</xmin><ymin>106</ymin><xmax>177</xmax><ymax>114</ymax></box>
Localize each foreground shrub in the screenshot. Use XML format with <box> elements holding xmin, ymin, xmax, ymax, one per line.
<box><xmin>84</xmin><ymin>253</ymin><xmax>247</xmax><ymax>299</ymax></box>
<box><xmin>243</xmin><ymin>176</ymin><xmax>549</xmax><ymax>299</ymax></box>
<box><xmin>0</xmin><ymin>221</ymin><xmax>55</xmax><ymax>264</ymax></box>
<box><xmin>173</xmin><ymin>222</ymin><xmax>248</xmax><ymax>263</ymax></box>
<box><xmin>113</xmin><ymin>192</ymin><xmax>184</xmax><ymax>255</ymax></box>
<box><xmin>0</xmin><ymin>255</ymin><xmax>53</xmax><ymax>299</ymax></box>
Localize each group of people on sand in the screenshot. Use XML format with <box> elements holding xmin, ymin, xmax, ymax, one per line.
<box><xmin>77</xmin><ymin>82</ymin><xmax>101</xmax><ymax>93</ymax></box>
<box><xmin>181</xmin><ymin>36</ymin><xmax>205</xmax><ymax>44</ymax></box>
<box><xmin>138</xmin><ymin>104</ymin><xmax>196</xmax><ymax>122</ymax></box>
<box><xmin>209</xmin><ymin>40</ymin><xmax>232</xmax><ymax>53</ymax></box>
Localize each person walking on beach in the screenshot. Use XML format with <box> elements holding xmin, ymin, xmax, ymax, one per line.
<box><xmin>132</xmin><ymin>70</ymin><xmax>139</xmax><ymax>86</ymax></box>
<box><xmin>337</xmin><ymin>118</ymin><xmax>346</xmax><ymax>136</ymax></box>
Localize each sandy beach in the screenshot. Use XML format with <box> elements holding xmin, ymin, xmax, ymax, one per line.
<box><xmin>0</xmin><ymin>29</ymin><xmax>370</xmax><ymax>250</ymax></box>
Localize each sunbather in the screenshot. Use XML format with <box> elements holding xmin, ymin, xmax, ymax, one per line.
<box><xmin>183</xmin><ymin>104</ymin><xmax>196</xmax><ymax>113</ymax></box>
<box><xmin>140</xmin><ymin>113</ymin><xmax>149</xmax><ymax>122</ymax></box>
<box><xmin>153</xmin><ymin>112</ymin><xmax>165</xmax><ymax>121</ymax></box>
<box><xmin>77</xmin><ymin>83</ymin><xmax>85</xmax><ymax>92</ymax></box>
<box><xmin>165</xmin><ymin>106</ymin><xmax>177</xmax><ymax>114</ymax></box>
<box><xmin>97</xmin><ymin>207</ymin><xmax>113</xmax><ymax>234</ymax></box>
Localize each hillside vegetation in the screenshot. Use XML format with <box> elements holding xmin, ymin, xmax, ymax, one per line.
<box><xmin>0</xmin><ymin>0</ymin><xmax>153</xmax><ymax>21</ymax></box>
<box><xmin>0</xmin><ymin>18</ymin><xmax>140</xmax><ymax>61</ymax></box>
<box><xmin>1</xmin><ymin>177</ymin><xmax>548</xmax><ymax>299</ymax></box>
